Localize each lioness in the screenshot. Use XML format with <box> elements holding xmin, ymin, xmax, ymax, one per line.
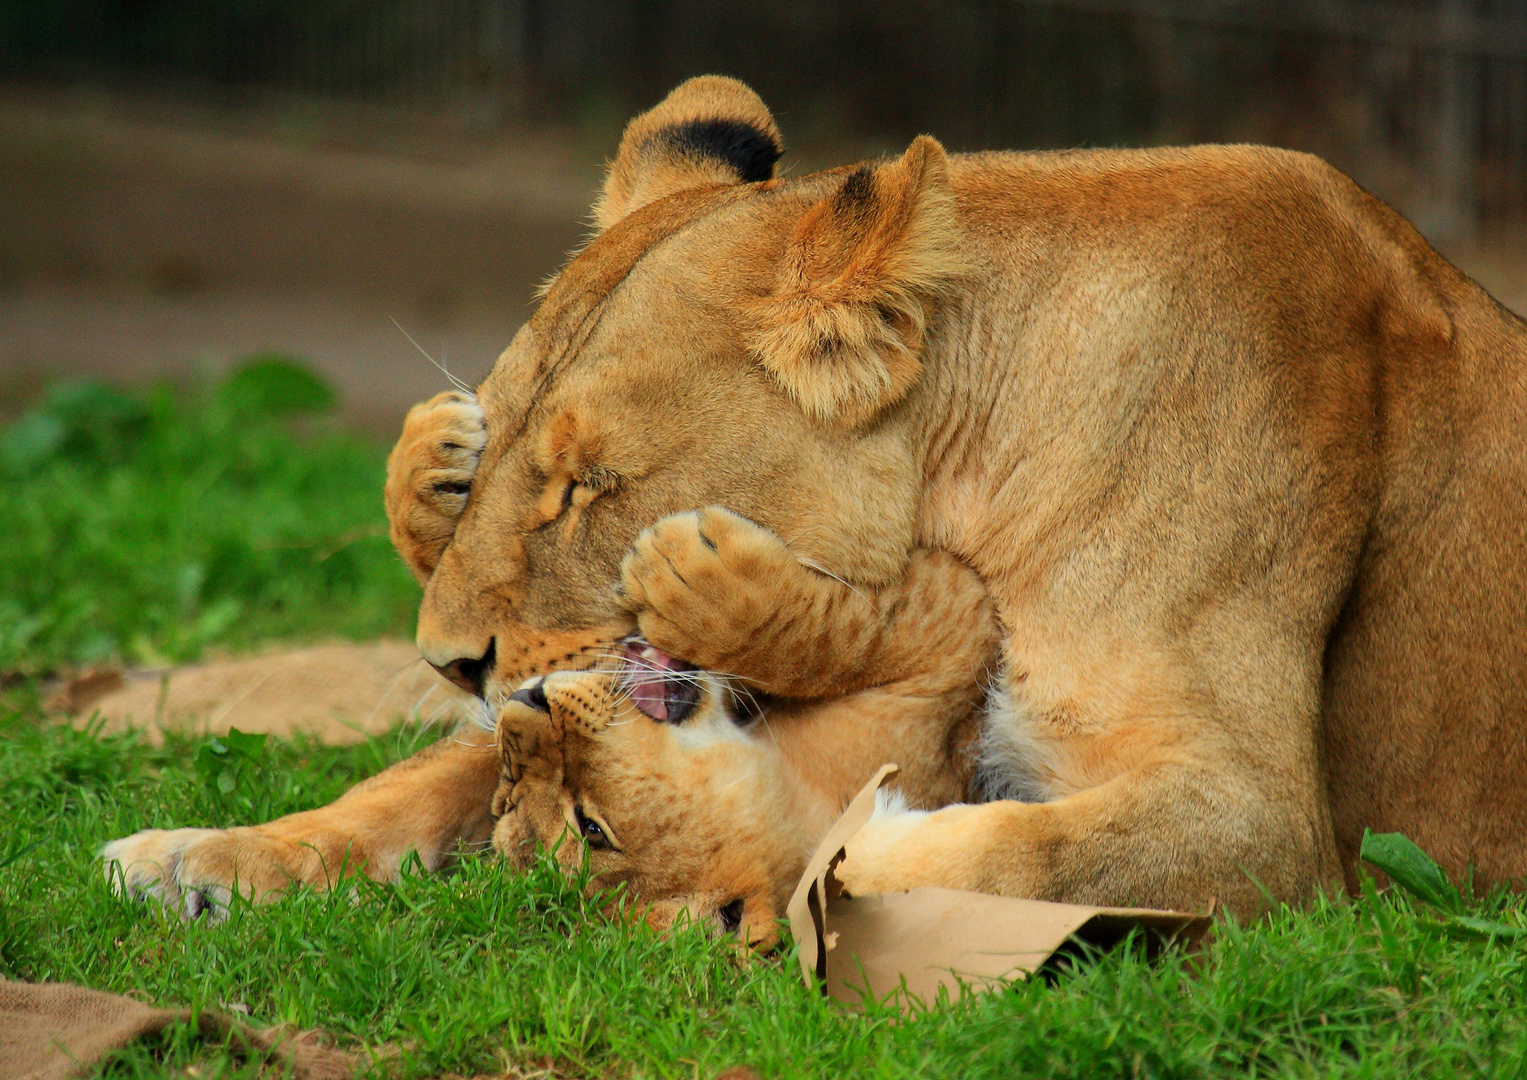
<box><xmin>107</xmin><ymin>75</ymin><xmax>1527</xmax><ymax>921</ymax></box>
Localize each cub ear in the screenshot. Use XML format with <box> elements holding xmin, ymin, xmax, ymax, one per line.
<box><xmin>750</xmin><ymin>136</ymin><xmax>965</xmax><ymax>427</ymax></box>
<box><xmin>593</xmin><ymin>76</ymin><xmax>783</xmax><ymax>231</ymax></box>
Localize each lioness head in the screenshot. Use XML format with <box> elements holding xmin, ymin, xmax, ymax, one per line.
<box><xmin>413</xmin><ymin>76</ymin><xmax>966</xmax><ymax>706</ymax></box>
<box><xmin>491</xmin><ymin>642</ymin><xmax>812</xmax><ymax>947</ymax></box>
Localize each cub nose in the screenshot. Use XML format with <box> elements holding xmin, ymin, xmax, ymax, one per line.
<box><xmin>429</xmin><ymin>639</ymin><xmax>495</xmax><ymax>698</ymax></box>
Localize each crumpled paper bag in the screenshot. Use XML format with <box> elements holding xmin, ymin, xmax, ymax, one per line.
<box><xmin>786</xmin><ymin>765</ymin><xmax>1212</xmax><ymax>1009</ymax></box>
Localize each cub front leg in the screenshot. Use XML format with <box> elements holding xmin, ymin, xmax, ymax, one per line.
<box><xmin>619</xmin><ymin>507</ymin><xmax>976</xmax><ymax>699</ymax></box>
<box><xmin>103</xmin><ymin>729</ymin><xmax>501</xmax><ymax>919</ymax></box>
<box><xmin>385</xmin><ymin>391</ymin><xmax>485</xmax><ymax>583</ymax></box>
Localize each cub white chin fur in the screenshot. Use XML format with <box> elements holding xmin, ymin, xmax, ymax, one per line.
<box><xmin>869</xmin><ymin>786</ymin><xmax>928</xmax><ymax>824</ymax></box>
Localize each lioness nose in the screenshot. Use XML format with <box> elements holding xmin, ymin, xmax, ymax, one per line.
<box><xmin>508</xmin><ymin>680</ymin><xmax>549</xmax><ymax>713</ymax></box>
<box><xmin>429</xmin><ymin>639</ymin><xmax>495</xmax><ymax>698</ymax></box>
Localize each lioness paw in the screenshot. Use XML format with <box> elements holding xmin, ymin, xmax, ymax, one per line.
<box><xmin>835</xmin><ymin>803</ymin><xmax>987</xmax><ymax>896</ymax></box>
<box><xmin>386</xmin><ymin>391</ymin><xmax>486</xmax><ymax>580</ymax></box>
<box><xmin>101</xmin><ymin>828</ymin><xmax>238</xmax><ymax>921</ymax></box>
<box><xmin>101</xmin><ymin>826</ymin><xmax>324</xmax><ymax>922</ymax></box>
<box><xmin>619</xmin><ymin>507</ymin><xmax>801</xmax><ymax>676</ymax></box>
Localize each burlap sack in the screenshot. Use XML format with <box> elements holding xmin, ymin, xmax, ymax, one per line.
<box><xmin>55</xmin><ymin>641</ymin><xmax>477</xmax><ymax>745</ymax></box>
<box><xmin>0</xmin><ymin>979</ymin><xmax>355</xmax><ymax>1080</ymax></box>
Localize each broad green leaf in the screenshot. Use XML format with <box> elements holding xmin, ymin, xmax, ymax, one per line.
<box><xmin>224</xmin><ymin>726</ymin><xmax>269</xmax><ymax>760</ymax></box>
<box><xmin>1360</xmin><ymin>829</ymin><xmax>1464</xmax><ymax>915</ymax></box>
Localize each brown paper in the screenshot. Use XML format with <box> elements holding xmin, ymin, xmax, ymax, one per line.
<box><xmin>787</xmin><ymin>767</ymin><xmax>1211</xmax><ymax>1010</ymax></box>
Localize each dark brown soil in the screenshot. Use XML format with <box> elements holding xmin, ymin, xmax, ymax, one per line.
<box><xmin>0</xmin><ymin>86</ymin><xmax>599</xmax><ymax>429</ymax></box>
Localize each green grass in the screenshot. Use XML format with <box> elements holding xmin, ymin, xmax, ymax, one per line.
<box><xmin>4</xmin><ymin>711</ymin><xmax>1527</xmax><ymax>1079</ymax></box>
<box><xmin>2</xmin><ymin>368</ymin><xmax>1526</xmax><ymax>1078</ymax></box>
<box><xmin>0</xmin><ymin>357</ymin><xmax>419</xmax><ymax>675</ymax></box>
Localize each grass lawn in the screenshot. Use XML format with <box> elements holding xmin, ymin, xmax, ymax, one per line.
<box><xmin>3</xmin><ymin>364</ymin><xmax>1526</xmax><ymax>1078</ymax></box>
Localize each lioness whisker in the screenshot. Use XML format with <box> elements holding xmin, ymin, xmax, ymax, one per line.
<box><xmin>467</xmin><ymin>698</ymin><xmax>495</xmax><ymax>732</ymax></box>
<box><xmin>390</xmin><ymin>317</ymin><xmax>474</xmax><ymax>396</ymax></box>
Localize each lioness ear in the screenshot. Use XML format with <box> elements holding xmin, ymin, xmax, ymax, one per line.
<box><xmin>750</xmin><ymin>136</ymin><xmax>965</xmax><ymax>427</ymax></box>
<box><xmin>593</xmin><ymin>75</ymin><xmax>783</xmax><ymax>231</ymax></box>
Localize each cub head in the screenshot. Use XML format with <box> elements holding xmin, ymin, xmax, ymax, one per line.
<box><xmin>491</xmin><ymin>642</ymin><xmax>806</xmax><ymax>947</ymax></box>
<box><xmin>410</xmin><ymin>75</ymin><xmax>967</xmax><ymax>708</ymax></box>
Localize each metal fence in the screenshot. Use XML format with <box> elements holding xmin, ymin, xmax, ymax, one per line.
<box><xmin>3</xmin><ymin>0</ymin><xmax>1524</xmax><ymax>234</ymax></box>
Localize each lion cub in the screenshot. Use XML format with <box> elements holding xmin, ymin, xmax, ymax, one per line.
<box><xmin>494</xmin><ymin>625</ymin><xmax>995</xmax><ymax>948</ymax></box>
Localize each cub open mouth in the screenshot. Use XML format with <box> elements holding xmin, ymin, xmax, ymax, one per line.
<box><xmin>620</xmin><ymin>640</ymin><xmax>700</xmax><ymax>722</ymax></box>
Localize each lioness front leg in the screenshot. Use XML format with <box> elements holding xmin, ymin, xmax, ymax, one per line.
<box><xmin>835</xmin><ymin>683</ymin><xmax>1341</xmax><ymax>916</ymax></box>
<box><xmin>385</xmin><ymin>390</ymin><xmax>485</xmax><ymax>583</ymax></box>
<box><xmin>104</xmin><ymin>729</ymin><xmax>501</xmax><ymax>918</ymax></box>
<box><xmin>103</xmin><ymin>393</ymin><xmax>497</xmax><ymax>919</ymax></box>
<box><xmin>835</xmin><ymin>765</ymin><xmax>1260</xmax><ymax>913</ymax></box>
<box><xmin>620</xmin><ymin>507</ymin><xmax>951</xmax><ymax>699</ymax></box>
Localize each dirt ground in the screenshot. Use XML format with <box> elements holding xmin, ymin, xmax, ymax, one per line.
<box><xmin>0</xmin><ymin>86</ymin><xmax>599</xmax><ymax>430</ymax></box>
<box><xmin>1</xmin><ymin>85</ymin><xmax>1524</xmax><ymax>432</ymax></box>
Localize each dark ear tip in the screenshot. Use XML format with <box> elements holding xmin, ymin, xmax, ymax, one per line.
<box><xmin>657</xmin><ymin>117</ymin><xmax>782</xmax><ymax>184</ymax></box>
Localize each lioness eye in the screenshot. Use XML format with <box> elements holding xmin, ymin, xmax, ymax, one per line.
<box><xmin>575</xmin><ymin>807</ymin><xmax>610</xmax><ymax>850</ymax></box>
<box><xmin>559</xmin><ymin>480</ymin><xmax>576</xmax><ymax>515</ymax></box>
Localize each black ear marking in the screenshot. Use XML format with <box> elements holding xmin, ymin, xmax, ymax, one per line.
<box><xmin>655</xmin><ymin>118</ymin><xmax>782</xmax><ymax>184</ymax></box>
<box><xmin>832</xmin><ymin>165</ymin><xmax>876</xmax><ymax>220</ymax></box>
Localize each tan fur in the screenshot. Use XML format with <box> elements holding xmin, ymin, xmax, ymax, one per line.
<box><xmin>108</xmin><ymin>77</ymin><xmax>1527</xmax><ymax>920</ymax></box>
<box><xmin>593</xmin><ymin>75</ymin><xmax>782</xmax><ymax>231</ymax></box>
<box><xmin>750</xmin><ymin>136</ymin><xmax>968</xmax><ymax>426</ymax></box>
<box><xmin>386</xmin><ymin>390</ymin><xmax>486</xmax><ymax>584</ymax></box>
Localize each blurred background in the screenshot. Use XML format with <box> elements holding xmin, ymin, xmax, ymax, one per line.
<box><xmin>2</xmin><ymin>0</ymin><xmax>1525</xmax><ymax>430</ymax></box>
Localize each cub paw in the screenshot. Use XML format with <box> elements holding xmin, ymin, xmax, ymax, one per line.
<box><xmin>385</xmin><ymin>391</ymin><xmax>486</xmax><ymax>581</ymax></box>
<box><xmin>618</xmin><ymin>507</ymin><xmax>803</xmax><ymax>682</ymax></box>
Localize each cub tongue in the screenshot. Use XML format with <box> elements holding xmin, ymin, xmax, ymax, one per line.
<box><xmin>622</xmin><ymin>641</ymin><xmax>682</xmax><ymax>721</ymax></box>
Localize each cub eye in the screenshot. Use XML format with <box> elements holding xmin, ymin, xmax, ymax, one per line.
<box><xmin>575</xmin><ymin>806</ymin><xmax>611</xmax><ymax>850</ymax></box>
<box><xmin>559</xmin><ymin>480</ymin><xmax>576</xmax><ymax>514</ymax></box>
